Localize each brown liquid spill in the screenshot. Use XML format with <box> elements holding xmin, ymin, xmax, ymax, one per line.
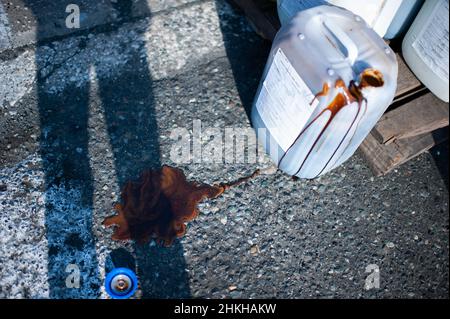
<box><xmin>279</xmin><ymin>68</ymin><xmax>384</xmax><ymax>178</ymax></box>
<box><xmin>103</xmin><ymin>166</ymin><xmax>260</xmax><ymax>246</ymax></box>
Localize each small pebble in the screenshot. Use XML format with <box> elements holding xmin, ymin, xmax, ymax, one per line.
<box><xmin>250</xmin><ymin>244</ymin><xmax>260</xmax><ymax>256</ymax></box>
<box><xmin>386</xmin><ymin>242</ymin><xmax>395</xmax><ymax>249</ymax></box>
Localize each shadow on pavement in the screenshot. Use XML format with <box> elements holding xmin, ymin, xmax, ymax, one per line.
<box><xmin>430</xmin><ymin>128</ymin><xmax>449</xmax><ymax>190</ymax></box>
<box><xmin>25</xmin><ymin>0</ymin><xmax>190</xmax><ymax>299</ymax></box>
<box><xmin>215</xmin><ymin>0</ymin><xmax>271</xmax><ymax>120</ymax></box>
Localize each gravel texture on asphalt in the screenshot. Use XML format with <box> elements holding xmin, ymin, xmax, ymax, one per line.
<box><xmin>0</xmin><ymin>0</ymin><xmax>448</xmax><ymax>299</ymax></box>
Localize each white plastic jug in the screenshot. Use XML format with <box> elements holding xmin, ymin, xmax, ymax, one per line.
<box><xmin>402</xmin><ymin>0</ymin><xmax>449</xmax><ymax>102</ymax></box>
<box><xmin>276</xmin><ymin>0</ymin><xmax>420</xmax><ymax>39</ymax></box>
<box><xmin>251</xmin><ymin>5</ymin><xmax>398</xmax><ymax>179</ymax></box>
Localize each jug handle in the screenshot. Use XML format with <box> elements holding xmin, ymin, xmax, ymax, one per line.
<box><xmin>323</xmin><ymin>19</ymin><xmax>358</xmax><ymax>65</ymax></box>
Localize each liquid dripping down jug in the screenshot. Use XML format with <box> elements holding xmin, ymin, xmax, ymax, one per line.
<box><xmin>251</xmin><ymin>5</ymin><xmax>398</xmax><ymax>179</ymax></box>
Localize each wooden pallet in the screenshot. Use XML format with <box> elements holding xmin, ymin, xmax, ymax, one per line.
<box><xmin>231</xmin><ymin>0</ymin><xmax>449</xmax><ymax>176</ymax></box>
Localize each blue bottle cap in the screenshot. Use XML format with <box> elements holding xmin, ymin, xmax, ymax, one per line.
<box><xmin>105</xmin><ymin>267</ymin><xmax>138</xmax><ymax>299</ymax></box>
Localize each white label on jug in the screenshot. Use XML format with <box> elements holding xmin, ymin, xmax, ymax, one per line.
<box><xmin>256</xmin><ymin>48</ymin><xmax>318</xmax><ymax>151</ymax></box>
<box><xmin>412</xmin><ymin>0</ymin><xmax>449</xmax><ymax>81</ymax></box>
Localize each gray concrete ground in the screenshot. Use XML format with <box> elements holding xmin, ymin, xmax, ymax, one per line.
<box><xmin>0</xmin><ymin>0</ymin><xmax>448</xmax><ymax>299</ymax></box>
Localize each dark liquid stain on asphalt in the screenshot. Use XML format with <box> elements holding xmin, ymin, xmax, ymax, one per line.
<box><xmin>103</xmin><ymin>166</ymin><xmax>260</xmax><ymax>246</ymax></box>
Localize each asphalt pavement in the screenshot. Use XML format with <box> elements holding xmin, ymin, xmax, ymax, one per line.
<box><xmin>0</xmin><ymin>0</ymin><xmax>448</xmax><ymax>298</ymax></box>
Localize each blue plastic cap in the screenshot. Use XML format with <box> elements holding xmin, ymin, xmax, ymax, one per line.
<box><xmin>105</xmin><ymin>267</ymin><xmax>138</xmax><ymax>299</ymax></box>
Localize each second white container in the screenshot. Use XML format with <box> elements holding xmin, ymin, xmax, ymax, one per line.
<box><xmin>402</xmin><ymin>0</ymin><xmax>449</xmax><ymax>102</ymax></box>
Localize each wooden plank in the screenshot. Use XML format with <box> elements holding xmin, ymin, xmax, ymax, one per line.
<box><xmin>231</xmin><ymin>0</ymin><xmax>279</xmax><ymax>41</ymax></box>
<box><xmin>394</xmin><ymin>54</ymin><xmax>423</xmax><ymax>101</ymax></box>
<box><xmin>372</xmin><ymin>92</ymin><xmax>449</xmax><ymax>144</ymax></box>
<box><xmin>359</xmin><ymin>127</ymin><xmax>448</xmax><ymax>176</ymax></box>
